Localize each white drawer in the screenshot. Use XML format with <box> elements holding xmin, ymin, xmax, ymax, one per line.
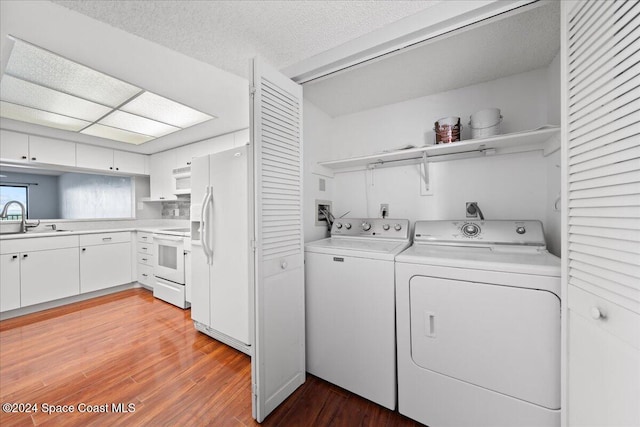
<box><xmin>137</xmin><ymin>232</ymin><xmax>153</xmax><ymax>244</ymax></box>
<box><xmin>137</xmin><ymin>252</ymin><xmax>154</xmax><ymax>266</ymax></box>
<box><xmin>137</xmin><ymin>264</ymin><xmax>154</xmax><ymax>286</ymax></box>
<box><xmin>153</xmin><ymin>277</ymin><xmax>189</xmax><ymax>309</ymax></box>
<box><xmin>137</xmin><ymin>242</ymin><xmax>153</xmax><ymax>255</ymax></box>
<box><xmin>1</xmin><ymin>235</ymin><xmax>79</xmax><ymax>254</ymax></box>
<box><xmin>79</xmin><ymin>232</ymin><xmax>131</xmax><ymax>246</ymax></box>
<box><xmin>569</xmin><ymin>285</ymin><xmax>640</xmax><ymax>350</ymax></box>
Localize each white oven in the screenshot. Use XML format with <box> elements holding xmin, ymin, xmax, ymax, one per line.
<box><xmin>153</xmin><ymin>233</ymin><xmax>189</xmax><ymax>308</ymax></box>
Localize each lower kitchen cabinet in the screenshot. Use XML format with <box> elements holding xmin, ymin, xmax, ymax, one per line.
<box><xmin>21</xmin><ymin>247</ymin><xmax>80</xmax><ymax>307</ymax></box>
<box><xmin>0</xmin><ymin>253</ymin><xmax>21</xmax><ymax>311</ymax></box>
<box><xmin>80</xmin><ymin>233</ymin><xmax>133</xmax><ymax>293</ymax></box>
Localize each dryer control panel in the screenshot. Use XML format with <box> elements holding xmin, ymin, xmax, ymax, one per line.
<box><xmin>331</xmin><ymin>218</ymin><xmax>410</xmax><ymax>240</ymax></box>
<box><xmin>413</xmin><ymin>220</ymin><xmax>546</xmax><ymax>247</ymax></box>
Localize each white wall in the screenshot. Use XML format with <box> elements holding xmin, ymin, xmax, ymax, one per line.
<box><xmin>304</xmin><ymin>64</ymin><xmax>562</xmax><ymax>255</ymax></box>
<box><xmin>545</xmin><ymin>52</ymin><xmax>562</xmax><ymax>255</ymax></box>
<box><xmin>303</xmin><ymin>100</ymin><xmax>335</xmax><ymax>242</ymax></box>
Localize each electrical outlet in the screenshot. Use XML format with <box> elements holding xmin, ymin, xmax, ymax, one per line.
<box><xmin>379</xmin><ymin>204</ymin><xmax>389</xmax><ymax>218</ymax></box>
<box><xmin>466</xmin><ymin>202</ymin><xmax>478</xmax><ymax>218</ymax></box>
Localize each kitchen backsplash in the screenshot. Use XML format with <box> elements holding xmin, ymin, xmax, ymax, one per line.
<box><xmin>161</xmin><ymin>195</ymin><xmax>191</xmax><ymax>219</ymax></box>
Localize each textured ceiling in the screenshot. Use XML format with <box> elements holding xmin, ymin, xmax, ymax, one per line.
<box><xmin>52</xmin><ymin>0</ymin><xmax>437</xmax><ymax>80</ymax></box>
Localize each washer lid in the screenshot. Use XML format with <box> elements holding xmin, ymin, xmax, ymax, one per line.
<box><xmin>396</xmin><ymin>244</ymin><xmax>560</xmax><ymax>277</ymax></box>
<box><xmin>305</xmin><ymin>237</ymin><xmax>410</xmax><ymax>260</ymax></box>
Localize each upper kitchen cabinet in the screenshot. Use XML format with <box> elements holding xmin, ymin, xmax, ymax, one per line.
<box><xmin>149</xmin><ymin>149</ymin><xmax>177</xmax><ymax>200</ymax></box>
<box><xmin>76</xmin><ymin>144</ymin><xmax>147</xmax><ymax>175</ymax></box>
<box><xmin>0</xmin><ymin>130</ymin><xmax>75</xmax><ymax>167</ymax></box>
<box><xmin>174</xmin><ymin>132</ymin><xmax>237</xmax><ymax>168</ymax></box>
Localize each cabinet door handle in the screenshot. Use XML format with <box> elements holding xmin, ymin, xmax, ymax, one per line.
<box><xmin>116</xmin><ymin>167</ymin><xmax>119</xmax><ymax>171</ymax></box>
<box><xmin>102</xmin><ymin>237</ymin><xmax>112</xmax><ymax>241</ymax></box>
<box><xmin>31</xmin><ymin>157</ymin><xmax>37</xmax><ymax>161</ymax></box>
<box><xmin>142</xmin><ymin>247</ymin><xmax>147</xmax><ymax>250</ymax></box>
<box><xmin>82</xmin><ymin>248</ymin><xmax>86</xmax><ymax>252</ymax></box>
<box><xmin>23</xmin><ymin>254</ymin><xmax>28</xmax><ymax>258</ymax></box>
<box><xmin>142</xmin><ymin>258</ymin><xmax>148</xmax><ymax>261</ymax></box>
<box><xmin>12</xmin><ymin>255</ymin><xmax>18</xmax><ymax>259</ymax></box>
<box><xmin>187</xmin><ymin>161</ymin><xmax>191</xmax><ymax>165</ymax></box>
<box><xmin>142</xmin><ymin>273</ymin><xmax>148</xmax><ymax>277</ymax></box>
<box><xmin>109</xmin><ymin>166</ymin><xmax>113</xmax><ymax>170</ymax></box>
<box><xmin>21</xmin><ymin>155</ymin><xmax>27</xmax><ymax>159</ymax></box>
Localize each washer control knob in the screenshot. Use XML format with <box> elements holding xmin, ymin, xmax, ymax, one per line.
<box><xmin>394</xmin><ymin>224</ymin><xmax>402</xmax><ymax>231</ymax></box>
<box><xmin>462</xmin><ymin>223</ymin><xmax>480</xmax><ymax>237</ymax></box>
<box><xmin>382</xmin><ymin>224</ymin><xmax>390</xmax><ymax>231</ymax></box>
<box><xmin>345</xmin><ymin>223</ymin><xmax>352</xmax><ymax>230</ymax></box>
<box><xmin>361</xmin><ymin>222</ymin><xmax>371</xmax><ymax>231</ymax></box>
<box><xmin>335</xmin><ymin>222</ymin><xmax>343</xmax><ymax>229</ymax></box>
<box><xmin>516</xmin><ymin>226</ymin><xmax>526</xmax><ymax>235</ymax></box>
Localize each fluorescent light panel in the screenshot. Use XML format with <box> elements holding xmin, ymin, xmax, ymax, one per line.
<box><xmin>1</xmin><ymin>101</ymin><xmax>91</xmax><ymax>132</ymax></box>
<box><xmin>1</xmin><ymin>75</ymin><xmax>112</xmax><ymax>122</ymax></box>
<box><xmin>81</xmin><ymin>124</ymin><xmax>155</xmax><ymax>145</ymax></box>
<box><xmin>120</xmin><ymin>92</ymin><xmax>214</xmax><ymax>128</ymax></box>
<box><xmin>99</xmin><ymin>110</ymin><xmax>180</xmax><ymax>138</ymax></box>
<box><xmin>0</xmin><ymin>39</ymin><xmax>215</xmax><ymax>145</ymax></box>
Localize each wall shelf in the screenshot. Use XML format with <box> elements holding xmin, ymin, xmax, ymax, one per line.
<box><xmin>318</xmin><ymin>126</ymin><xmax>560</xmax><ymax>171</ymax></box>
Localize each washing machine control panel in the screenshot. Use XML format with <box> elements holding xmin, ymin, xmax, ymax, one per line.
<box><xmin>413</xmin><ymin>220</ymin><xmax>547</xmax><ymax>247</ymax></box>
<box><xmin>332</xmin><ymin>218</ymin><xmax>410</xmax><ymax>239</ymax></box>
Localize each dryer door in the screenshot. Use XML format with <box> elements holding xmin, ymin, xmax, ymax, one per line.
<box><xmin>409</xmin><ymin>276</ymin><xmax>560</xmax><ymax>409</ymax></box>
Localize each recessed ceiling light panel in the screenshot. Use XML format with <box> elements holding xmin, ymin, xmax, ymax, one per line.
<box><xmin>1</xmin><ymin>101</ymin><xmax>91</xmax><ymax>132</ymax></box>
<box><xmin>120</xmin><ymin>92</ymin><xmax>214</xmax><ymax>128</ymax></box>
<box><xmin>5</xmin><ymin>40</ymin><xmax>141</xmax><ymax>107</ymax></box>
<box><xmin>0</xmin><ymin>38</ymin><xmax>217</xmax><ymax>145</ymax></box>
<box><xmin>80</xmin><ymin>123</ymin><xmax>155</xmax><ymax>145</ymax></box>
<box><xmin>1</xmin><ymin>75</ymin><xmax>112</xmax><ymax>122</ymax></box>
<box><xmin>98</xmin><ymin>110</ymin><xmax>180</xmax><ymax>138</ymax></box>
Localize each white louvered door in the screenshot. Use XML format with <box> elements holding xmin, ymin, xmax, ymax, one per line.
<box><xmin>564</xmin><ymin>1</ymin><xmax>640</xmax><ymax>426</ymax></box>
<box><xmin>250</xmin><ymin>57</ymin><xmax>305</xmax><ymax>423</ymax></box>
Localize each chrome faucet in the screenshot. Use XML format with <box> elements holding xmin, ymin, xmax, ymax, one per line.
<box><xmin>0</xmin><ymin>200</ymin><xmax>27</xmax><ymax>233</ymax></box>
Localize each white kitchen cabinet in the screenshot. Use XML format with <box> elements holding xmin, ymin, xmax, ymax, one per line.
<box><xmin>149</xmin><ymin>149</ymin><xmax>177</xmax><ymax>200</ymax></box>
<box><xmin>76</xmin><ymin>144</ymin><xmax>113</xmax><ymax>171</ymax></box>
<box><xmin>77</xmin><ymin>144</ymin><xmax>147</xmax><ymax>174</ymax></box>
<box><xmin>0</xmin><ymin>253</ymin><xmax>21</xmax><ymax>312</ymax></box>
<box><xmin>113</xmin><ymin>150</ymin><xmax>146</xmax><ymax>175</ymax></box>
<box><xmin>20</xmin><ymin>247</ymin><xmax>80</xmax><ymax>307</ymax></box>
<box><xmin>79</xmin><ymin>232</ymin><xmax>133</xmax><ymax>293</ymax></box>
<box><xmin>234</xmin><ymin>128</ymin><xmax>250</xmax><ymax>147</ymax></box>
<box><xmin>0</xmin><ymin>131</ymin><xmax>75</xmax><ymax>166</ymax></box>
<box><xmin>136</xmin><ymin>232</ymin><xmax>154</xmax><ymax>288</ymax></box>
<box><xmin>0</xmin><ymin>129</ymin><xmax>29</xmax><ymax>161</ymax></box>
<box><xmin>28</xmin><ymin>135</ymin><xmax>76</xmax><ymax>166</ymax></box>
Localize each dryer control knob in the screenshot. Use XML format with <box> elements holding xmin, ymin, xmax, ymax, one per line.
<box><xmin>394</xmin><ymin>224</ymin><xmax>402</xmax><ymax>231</ymax></box>
<box><xmin>345</xmin><ymin>223</ymin><xmax>352</xmax><ymax>230</ymax></box>
<box><xmin>382</xmin><ymin>224</ymin><xmax>390</xmax><ymax>231</ymax></box>
<box><xmin>462</xmin><ymin>223</ymin><xmax>480</xmax><ymax>236</ymax></box>
<box><xmin>361</xmin><ymin>222</ymin><xmax>371</xmax><ymax>231</ymax></box>
<box><xmin>335</xmin><ymin>222</ymin><xmax>343</xmax><ymax>229</ymax></box>
<box><xmin>516</xmin><ymin>226</ymin><xmax>526</xmax><ymax>234</ymax></box>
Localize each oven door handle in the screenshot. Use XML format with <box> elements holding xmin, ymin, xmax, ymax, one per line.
<box><xmin>201</xmin><ymin>186</ymin><xmax>213</xmax><ymax>264</ymax></box>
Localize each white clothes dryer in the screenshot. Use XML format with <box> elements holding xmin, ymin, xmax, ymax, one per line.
<box><xmin>395</xmin><ymin>220</ymin><xmax>561</xmax><ymax>427</ymax></box>
<box><xmin>305</xmin><ymin>218</ymin><xmax>411</xmax><ymax>410</ymax></box>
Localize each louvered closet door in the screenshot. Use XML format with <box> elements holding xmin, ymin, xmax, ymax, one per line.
<box><xmin>565</xmin><ymin>1</ymin><xmax>640</xmax><ymax>426</ymax></box>
<box><xmin>251</xmin><ymin>57</ymin><xmax>305</xmax><ymax>423</ymax></box>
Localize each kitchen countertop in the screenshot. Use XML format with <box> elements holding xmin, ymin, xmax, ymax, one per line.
<box><xmin>0</xmin><ymin>226</ymin><xmax>191</xmax><ymax>240</ymax></box>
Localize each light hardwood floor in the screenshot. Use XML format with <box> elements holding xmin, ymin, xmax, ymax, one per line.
<box><xmin>0</xmin><ymin>288</ymin><xmax>422</xmax><ymax>426</ymax></box>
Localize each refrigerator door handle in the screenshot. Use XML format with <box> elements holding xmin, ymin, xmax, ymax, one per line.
<box><xmin>200</xmin><ymin>186</ymin><xmax>213</xmax><ymax>263</ymax></box>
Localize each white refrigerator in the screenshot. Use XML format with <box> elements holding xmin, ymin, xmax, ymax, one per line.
<box><xmin>190</xmin><ymin>144</ymin><xmax>252</xmax><ymax>354</ymax></box>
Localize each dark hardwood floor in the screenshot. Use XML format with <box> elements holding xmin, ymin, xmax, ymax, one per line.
<box><xmin>0</xmin><ymin>289</ymin><xmax>422</xmax><ymax>426</ymax></box>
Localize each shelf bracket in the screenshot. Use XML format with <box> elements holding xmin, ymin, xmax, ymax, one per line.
<box><xmin>421</xmin><ymin>152</ymin><xmax>429</xmax><ymax>191</ymax></box>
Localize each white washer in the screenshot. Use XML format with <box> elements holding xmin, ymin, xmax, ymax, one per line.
<box><xmin>396</xmin><ymin>220</ymin><xmax>561</xmax><ymax>427</ymax></box>
<box><xmin>305</xmin><ymin>218</ymin><xmax>411</xmax><ymax>410</ymax></box>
